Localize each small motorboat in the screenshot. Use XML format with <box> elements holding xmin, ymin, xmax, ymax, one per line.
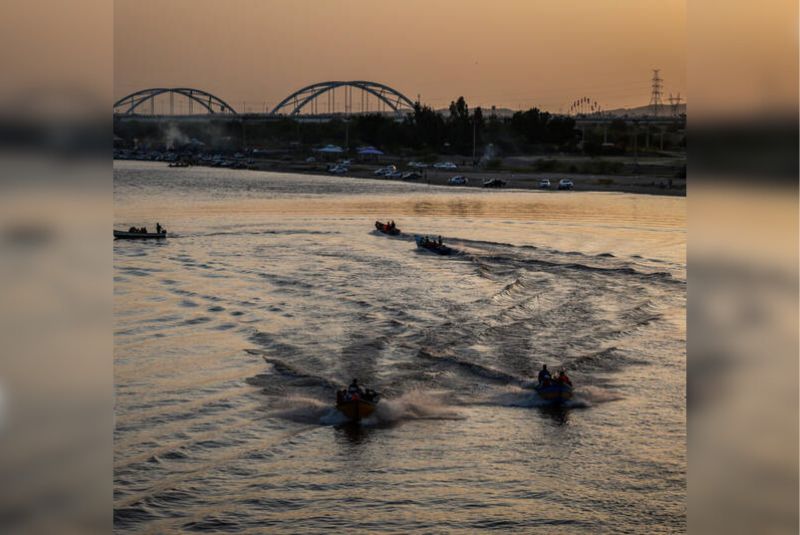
<box><xmin>534</xmin><ymin>381</ymin><xmax>573</xmax><ymax>404</ymax></box>
<box><xmin>336</xmin><ymin>389</ymin><xmax>380</xmax><ymax>422</ymax></box>
<box><xmin>375</xmin><ymin>221</ymin><xmax>400</xmax><ymax>235</ymax></box>
<box><xmin>415</xmin><ymin>235</ymin><xmax>454</xmax><ymax>255</ymax></box>
<box><xmin>114</xmin><ymin>230</ymin><xmax>167</xmax><ymax>240</ymax></box>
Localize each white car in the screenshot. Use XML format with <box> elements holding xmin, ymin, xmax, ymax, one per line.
<box><xmin>433</xmin><ymin>161</ymin><xmax>458</xmax><ymax>170</ymax></box>
<box><xmin>448</xmin><ymin>176</ymin><xmax>468</xmax><ymax>185</ymax></box>
<box><xmin>408</xmin><ymin>161</ymin><xmax>429</xmax><ymax>168</ymax></box>
<box><xmin>557</xmin><ymin>179</ymin><xmax>574</xmax><ymax>190</ymax></box>
<box><xmin>538</xmin><ymin>179</ymin><xmax>551</xmax><ymax>189</ymax></box>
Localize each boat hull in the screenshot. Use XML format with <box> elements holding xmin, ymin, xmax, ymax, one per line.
<box><xmin>415</xmin><ymin>236</ymin><xmax>453</xmax><ymax>255</ymax></box>
<box><xmin>114</xmin><ymin>231</ymin><xmax>167</xmax><ymax>240</ymax></box>
<box><xmin>374</xmin><ymin>222</ymin><xmax>400</xmax><ymax>235</ymax></box>
<box><xmin>336</xmin><ymin>399</ymin><xmax>377</xmax><ymax>422</ymax></box>
<box><xmin>535</xmin><ymin>383</ymin><xmax>573</xmax><ymax>403</ymax></box>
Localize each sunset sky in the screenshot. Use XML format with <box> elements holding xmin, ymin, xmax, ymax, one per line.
<box><xmin>114</xmin><ymin>0</ymin><xmax>686</xmax><ymax>113</ymax></box>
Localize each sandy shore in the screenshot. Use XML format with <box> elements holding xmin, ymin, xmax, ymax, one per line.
<box><xmin>250</xmin><ymin>160</ymin><xmax>687</xmax><ymax>196</ymax></box>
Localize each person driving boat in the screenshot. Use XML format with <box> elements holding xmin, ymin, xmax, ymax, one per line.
<box><xmin>537</xmin><ymin>364</ymin><xmax>551</xmax><ymax>385</ymax></box>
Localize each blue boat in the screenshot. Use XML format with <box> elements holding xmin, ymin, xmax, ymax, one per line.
<box><xmin>415</xmin><ymin>235</ymin><xmax>454</xmax><ymax>255</ymax></box>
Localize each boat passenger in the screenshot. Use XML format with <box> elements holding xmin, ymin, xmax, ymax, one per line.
<box><xmin>438</xmin><ymin>235</ymin><xmax>443</xmax><ymax>246</ymax></box>
<box><xmin>347</xmin><ymin>378</ymin><xmax>364</xmax><ymax>397</ymax></box>
<box><xmin>557</xmin><ymin>370</ymin><xmax>572</xmax><ymax>386</ymax></box>
<box><xmin>141</xmin><ymin>227</ymin><xmax>148</xmax><ymax>234</ymax></box>
<box><xmin>129</xmin><ymin>226</ymin><xmax>136</xmax><ymax>233</ymax></box>
<box><xmin>537</xmin><ymin>364</ymin><xmax>551</xmax><ymax>385</ymax></box>
<box><xmin>156</xmin><ymin>223</ymin><xmax>162</xmax><ymax>234</ymax></box>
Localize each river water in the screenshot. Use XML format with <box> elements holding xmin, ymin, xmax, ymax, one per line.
<box><xmin>114</xmin><ymin>161</ymin><xmax>685</xmax><ymax>533</ymax></box>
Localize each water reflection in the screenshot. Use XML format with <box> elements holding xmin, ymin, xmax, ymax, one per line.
<box><xmin>335</xmin><ymin>422</ymin><xmax>375</xmax><ymax>446</ymax></box>
<box><xmin>537</xmin><ymin>405</ymin><xmax>571</xmax><ymax>426</ymax></box>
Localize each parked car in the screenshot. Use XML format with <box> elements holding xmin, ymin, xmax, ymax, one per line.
<box><xmin>408</xmin><ymin>161</ymin><xmax>429</xmax><ymax>168</ymax></box>
<box><xmin>482</xmin><ymin>178</ymin><xmax>507</xmax><ymax>188</ymax></box>
<box><xmin>402</xmin><ymin>171</ymin><xmax>422</xmax><ymax>180</ymax></box>
<box><xmin>328</xmin><ymin>163</ymin><xmax>348</xmax><ymax>174</ymax></box>
<box><xmin>373</xmin><ymin>164</ymin><xmax>397</xmax><ymax>177</ymax></box>
<box><xmin>558</xmin><ymin>179</ymin><xmax>574</xmax><ymax>190</ymax></box>
<box><xmin>448</xmin><ymin>175</ymin><xmax>468</xmax><ymax>185</ymax></box>
<box><xmin>433</xmin><ymin>161</ymin><xmax>458</xmax><ymax>170</ymax></box>
<box><xmin>538</xmin><ymin>179</ymin><xmax>551</xmax><ymax>189</ymax></box>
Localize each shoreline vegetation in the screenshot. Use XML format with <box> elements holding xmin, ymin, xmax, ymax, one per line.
<box><xmin>114</xmin><ymin>96</ymin><xmax>686</xmax><ymax>196</ymax></box>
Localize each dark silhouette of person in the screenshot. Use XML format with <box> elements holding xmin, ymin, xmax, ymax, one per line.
<box><xmin>537</xmin><ymin>364</ymin><xmax>551</xmax><ymax>385</ymax></box>
<box><xmin>347</xmin><ymin>378</ymin><xmax>364</xmax><ymax>396</ymax></box>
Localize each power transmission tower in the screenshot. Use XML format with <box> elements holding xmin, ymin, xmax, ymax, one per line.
<box><xmin>649</xmin><ymin>69</ymin><xmax>664</xmax><ymax>116</ymax></box>
<box><xmin>668</xmin><ymin>92</ymin><xmax>683</xmax><ymax>116</ymax></box>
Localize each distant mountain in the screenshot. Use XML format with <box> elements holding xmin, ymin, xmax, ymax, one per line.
<box><xmin>601</xmin><ymin>103</ymin><xmax>686</xmax><ymax>117</ymax></box>
<box><xmin>432</xmin><ymin>103</ymin><xmax>685</xmax><ymax>118</ymax></box>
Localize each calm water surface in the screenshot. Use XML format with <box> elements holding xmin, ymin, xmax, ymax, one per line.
<box><xmin>114</xmin><ymin>161</ymin><xmax>685</xmax><ymax>533</ymax></box>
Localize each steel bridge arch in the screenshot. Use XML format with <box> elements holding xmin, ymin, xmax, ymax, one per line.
<box><xmin>271</xmin><ymin>81</ymin><xmax>415</xmax><ymax>116</ymax></box>
<box><xmin>113</xmin><ymin>87</ymin><xmax>238</xmax><ymax>115</ymax></box>
<box><xmin>568</xmin><ymin>97</ymin><xmax>604</xmax><ymax>117</ymax></box>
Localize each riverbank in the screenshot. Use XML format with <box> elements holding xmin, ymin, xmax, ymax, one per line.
<box><xmin>248</xmin><ymin>159</ymin><xmax>687</xmax><ymax>196</ymax></box>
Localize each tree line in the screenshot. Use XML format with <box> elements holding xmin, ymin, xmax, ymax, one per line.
<box><xmin>115</xmin><ymin>96</ymin><xmax>684</xmax><ymax>156</ymax></box>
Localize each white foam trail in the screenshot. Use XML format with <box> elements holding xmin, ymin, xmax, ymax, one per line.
<box><xmin>369</xmin><ymin>390</ymin><xmax>463</xmax><ymax>423</ymax></box>
<box><xmin>270</xmin><ymin>391</ymin><xmax>468</xmax><ymax>426</ymax></box>
<box><xmin>267</xmin><ymin>395</ymin><xmax>335</xmax><ymax>424</ymax></box>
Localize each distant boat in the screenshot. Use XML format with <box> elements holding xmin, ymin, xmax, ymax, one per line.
<box><xmin>375</xmin><ymin>221</ymin><xmax>400</xmax><ymax>235</ymax></box>
<box><xmin>114</xmin><ymin>230</ymin><xmax>167</xmax><ymax>240</ymax></box>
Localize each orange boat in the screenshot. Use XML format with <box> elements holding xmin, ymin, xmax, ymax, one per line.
<box><xmin>336</xmin><ymin>389</ymin><xmax>380</xmax><ymax>422</ymax></box>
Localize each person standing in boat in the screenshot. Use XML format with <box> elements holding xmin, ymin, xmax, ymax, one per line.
<box><xmin>156</xmin><ymin>223</ymin><xmax>162</xmax><ymax>234</ymax></box>
<box><xmin>347</xmin><ymin>378</ymin><xmax>364</xmax><ymax>398</ymax></box>
<box><xmin>537</xmin><ymin>364</ymin><xmax>551</xmax><ymax>385</ymax></box>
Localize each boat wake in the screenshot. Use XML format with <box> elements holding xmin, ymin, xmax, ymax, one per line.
<box><xmin>262</xmin><ymin>390</ymin><xmax>464</xmax><ymax>427</ymax></box>
<box><xmin>481</xmin><ymin>384</ymin><xmax>622</xmax><ymax>409</ymax></box>
<box><xmin>370</xmin><ymin>390</ymin><xmax>464</xmax><ymax>424</ymax></box>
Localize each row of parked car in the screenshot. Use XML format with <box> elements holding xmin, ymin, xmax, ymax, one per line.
<box><xmin>409</xmin><ymin>161</ymin><xmax>458</xmax><ymax>170</ymax></box>
<box><xmin>447</xmin><ymin>176</ymin><xmax>574</xmax><ymax>189</ymax></box>
<box><xmin>374</xmin><ymin>165</ymin><xmax>423</xmax><ymax>180</ymax></box>
<box><xmin>539</xmin><ymin>178</ymin><xmax>574</xmax><ymax>190</ymax></box>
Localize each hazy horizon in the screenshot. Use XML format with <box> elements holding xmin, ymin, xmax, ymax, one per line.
<box><xmin>114</xmin><ymin>0</ymin><xmax>686</xmax><ymax>114</ymax></box>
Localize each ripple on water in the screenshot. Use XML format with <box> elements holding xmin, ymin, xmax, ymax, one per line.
<box><xmin>114</xmin><ymin>164</ymin><xmax>686</xmax><ymax>534</ymax></box>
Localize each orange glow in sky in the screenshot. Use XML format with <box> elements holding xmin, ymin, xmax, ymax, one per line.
<box><xmin>114</xmin><ymin>0</ymin><xmax>686</xmax><ymax>112</ymax></box>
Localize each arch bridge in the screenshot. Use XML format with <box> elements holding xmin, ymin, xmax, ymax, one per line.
<box><xmin>113</xmin><ymin>87</ymin><xmax>238</xmax><ymax>115</ymax></box>
<box><xmin>271</xmin><ymin>81</ymin><xmax>415</xmax><ymax>116</ymax></box>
